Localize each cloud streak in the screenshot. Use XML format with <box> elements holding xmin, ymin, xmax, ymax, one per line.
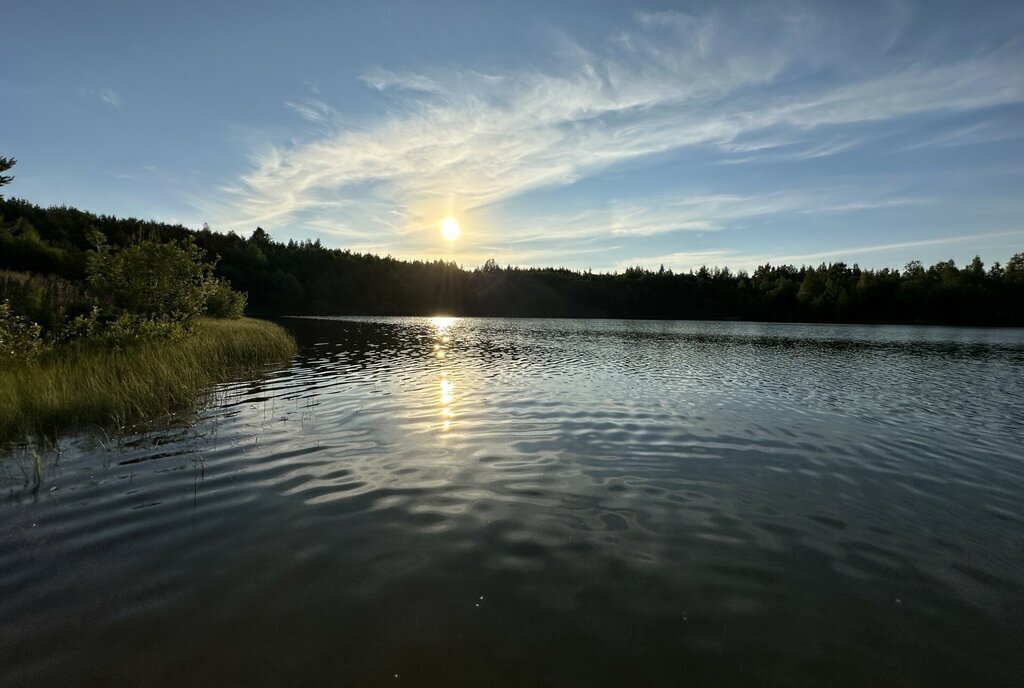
<box><xmin>202</xmin><ymin>4</ymin><xmax>1024</xmax><ymax>263</ymax></box>
<box><xmin>78</xmin><ymin>87</ymin><xmax>122</xmax><ymax>109</ymax></box>
<box><xmin>611</xmin><ymin>230</ymin><xmax>1024</xmax><ymax>275</ymax></box>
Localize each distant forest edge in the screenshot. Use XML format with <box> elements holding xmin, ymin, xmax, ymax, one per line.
<box><xmin>2</xmin><ymin>197</ymin><xmax>1023</xmax><ymax>326</ymax></box>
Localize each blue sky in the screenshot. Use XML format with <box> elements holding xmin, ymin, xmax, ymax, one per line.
<box><xmin>4</xmin><ymin>0</ymin><xmax>1024</xmax><ymax>272</ymax></box>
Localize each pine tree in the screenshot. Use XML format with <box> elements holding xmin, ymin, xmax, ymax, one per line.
<box><xmin>0</xmin><ymin>157</ymin><xmax>15</xmax><ymax>197</ymax></box>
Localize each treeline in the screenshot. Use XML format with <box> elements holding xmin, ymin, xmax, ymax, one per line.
<box><xmin>2</xmin><ymin>197</ymin><xmax>1023</xmax><ymax>325</ymax></box>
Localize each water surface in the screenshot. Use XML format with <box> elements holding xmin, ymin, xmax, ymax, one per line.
<box><xmin>2</xmin><ymin>317</ymin><xmax>1023</xmax><ymax>686</ymax></box>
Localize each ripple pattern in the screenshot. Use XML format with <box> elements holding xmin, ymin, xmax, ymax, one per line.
<box><xmin>2</xmin><ymin>317</ymin><xmax>1023</xmax><ymax>687</ymax></box>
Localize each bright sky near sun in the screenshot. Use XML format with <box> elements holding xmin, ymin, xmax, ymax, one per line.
<box><xmin>4</xmin><ymin>0</ymin><xmax>1024</xmax><ymax>272</ymax></box>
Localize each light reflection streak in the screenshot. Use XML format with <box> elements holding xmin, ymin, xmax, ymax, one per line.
<box><xmin>431</xmin><ymin>317</ymin><xmax>460</xmax><ymax>432</ymax></box>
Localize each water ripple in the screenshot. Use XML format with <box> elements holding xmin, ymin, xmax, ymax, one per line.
<box><xmin>2</xmin><ymin>317</ymin><xmax>1023</xmax><ymax>686</ymax></box>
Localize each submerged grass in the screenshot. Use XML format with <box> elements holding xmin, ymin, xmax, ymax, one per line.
<box><xmin>0</xmin><ymin>317</ymin><xmax>296</xmax><ymax>444</ymax></box>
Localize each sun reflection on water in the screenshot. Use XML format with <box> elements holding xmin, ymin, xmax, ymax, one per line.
<box><xmin>440</xmin><ymin>377</ymin><xmax>454</xmax><ymax>405</ymax></box>
<box><xmin>432</xmin><ymin>316</ymin><xmax>456</xmax><ymax>332</ymax></box>
<box><xmin>431</xmin><ymin>317</ymin><xmax>459</xmax><ymax>431</ymax></box>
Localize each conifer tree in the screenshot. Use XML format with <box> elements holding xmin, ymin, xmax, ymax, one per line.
<box><xmin>0</xmin><ymin>157</ymin><xmax>15</xmax><ymax>197</ymax></box>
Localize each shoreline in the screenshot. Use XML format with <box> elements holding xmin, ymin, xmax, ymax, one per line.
<box><xmin>0</xmin><ymin>317</ymin><xmax>296</xmax><ymax>445</ymax></box>
<box><xmin>278</xmin><ymin>312</ymin><xmax>1024</xmax><ymax>330</ymax></box>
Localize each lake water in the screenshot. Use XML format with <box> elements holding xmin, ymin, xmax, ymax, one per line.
<box><xmin>2</xmin><ymin>317</ymin><xmax>1023</xmax><ymax>686</ymax></box>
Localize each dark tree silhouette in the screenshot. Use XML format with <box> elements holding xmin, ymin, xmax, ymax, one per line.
<box><xmin>1</xmin><ymin>196</ymin><xmax>1022</xmax><ymax>326</ymax></box>
<box><xmin>0</xmin><ymin>157</ymin><xmax>15</xmax><ymax>198</ymax></box>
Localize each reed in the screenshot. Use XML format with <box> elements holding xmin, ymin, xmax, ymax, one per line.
<box><xmin>0</xmin><ymin>318</ymin><xmax>295</xmax><ymax>443</ymax></box>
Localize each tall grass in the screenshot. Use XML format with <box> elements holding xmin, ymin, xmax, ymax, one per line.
<box><xmin>0</xmin><ymin>318</ymin><xmax>295</xmax><ymax>443</ymax></box>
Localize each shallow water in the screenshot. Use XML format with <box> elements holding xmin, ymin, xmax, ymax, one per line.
<box><xmin>2</xmin><ymin>317</ymin><xmax>1023</xmax><ymax>687</ymax></box>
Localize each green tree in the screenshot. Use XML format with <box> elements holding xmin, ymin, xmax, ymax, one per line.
<box><xmin>1006</xmin><ymin>252</ymin><xmax>1024</xmax><ymax>282</ymax></box>
<box><xmin>903</xmin><ymin>260</ymin><xmax>925</xmax><ymax>279</ymax></box>
<box><xmin>0</xmin><ymin>157</ymin><xmax>15</xmax><ymax>199</ymax></box>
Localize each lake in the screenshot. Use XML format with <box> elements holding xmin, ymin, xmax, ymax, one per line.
<box><xmin>2</xmin><ymin>317</ymin><xmax>1023</xmax><ymax>686</ymax></box>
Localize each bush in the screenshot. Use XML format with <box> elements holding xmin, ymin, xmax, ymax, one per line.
<box><xmin>87</xmin><ymin>233</ymin><xmax>215</xmax><ymax>323</ymax></box>
<box><xmin>204</xmin><ymin>279</ymin><xmax>247</xmax><ymax>318</ymax></box>
<box><xmin>96</xmin><ymin>312</ymin><xmax>190</xmax><ymax>348</ymax></box>
<box><xmin>56</xmin><ymin>307</ymin><xmax>99</xmax><ymax>343</ymax></box>
<box><xmin>0</xmin><ymin>270</ymin><xmax>90</xmax><ymax>333</ymax></box>
<box><xmin>0</xmin><ymin>300</ymin><xmax>46</xmax><ymax>363</ymax></box>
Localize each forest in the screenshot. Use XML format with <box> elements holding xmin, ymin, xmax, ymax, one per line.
<box><xmin>2</xmin><ymin>196</ymin><xmax>1022</xmax><ymax>327</ymax></box>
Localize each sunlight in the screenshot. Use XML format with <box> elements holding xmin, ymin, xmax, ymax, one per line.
<box><xmin>440</xmin><ymin>378</ymin><xmax>454</xmax><ymax>405</ymax></box>
<box><xmin>432</xmin><ymin>316</ymin><xmax>456</xmax><ymax>332</ymax></box>
<box><xmin>428</xmin><ymin>321</ymin><xmax>462</xmax><ymax>433</ymax></box>
<box><xmin>440</xmin><ymin>217</ymin><xmax>461</xmax><ymax>241</ymax></box>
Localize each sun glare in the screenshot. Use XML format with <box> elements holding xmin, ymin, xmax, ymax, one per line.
<box><xmin>440</xmin><ymin>217</ymin><xmax>461</xmax><ymax>241</ymax></box>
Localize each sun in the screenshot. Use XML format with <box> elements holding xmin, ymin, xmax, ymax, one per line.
<box><xmin>440</xmin><ymin>217</ymin><xmax>461</xmax><ymax>241</ymax></box>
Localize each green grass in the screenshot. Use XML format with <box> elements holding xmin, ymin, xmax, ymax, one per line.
<box><xmin>0</xmin><ymin>317</ymin><xmax>296</xmax><ymax>444</ymax></box>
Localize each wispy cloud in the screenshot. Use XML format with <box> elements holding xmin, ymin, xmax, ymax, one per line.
<box><xmin>200</xmin><ymin>3</ymin><xmax>1024</xmax><ymax>258</ymax></box>
<box><xmin>320</xmin><ymin>186</ymin><xmax>936</xmax><ymax>270</ymax></box>
<box><xmin>78</xmin><ymin>87</ymin><xmax>122</xmax><ymax>109</ymax></box>
<box><xmin>491</xmin><ymin>196</ymin><xmax>745</xmax><ymax>244</ymax></box>
<box><xmin>489</xmin><ymin>189</ymin><xmax>929</xmax><ymax>246</ymax></box>
<box><xmin>897</xmin><ymin>119</ymin><xmax>1024</xmax><ymax>152</ymax></box>
<box><xmin>284</xmin><ymin>99</ymin><xmax>336</xmax><ymax>124</ymax></box>
<box><xmin>360</xmin><ymin>69</ymin><xmax>448</xmax><ymax>96</ymax></box>
<box><xmin>610</xmin><ymin>230</ymin><xmax>1024</xmax><ymax>274</ymax></box>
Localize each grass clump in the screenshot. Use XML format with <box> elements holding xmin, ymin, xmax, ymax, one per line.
<box><xmin>0</xmin><ymin>317</ymin><xmax>295</xmax><ymax>443</ymax></box>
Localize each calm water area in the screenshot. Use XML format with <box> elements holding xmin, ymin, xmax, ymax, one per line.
<box><xmin>2</xmin><ymin>317</ymin><xmax>1023</xmax><ymax>686</ymax></box>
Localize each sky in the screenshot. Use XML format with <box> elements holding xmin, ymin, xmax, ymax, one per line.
<box><xmin>4</xmin><ymin>0</ymin><xmax>1024</xmax><ymax>273</ymax></box>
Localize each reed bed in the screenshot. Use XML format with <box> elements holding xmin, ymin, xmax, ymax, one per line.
<box><xmin>0</xmin><ymin>317</ymin><xmax>295</xmax><ymax>443</ymax></box>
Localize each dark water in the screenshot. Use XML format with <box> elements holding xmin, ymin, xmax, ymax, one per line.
<box><xmin>2</xmin><ymin>317</ymin><xmax>1023</xmax><ymax>687</ymax></box>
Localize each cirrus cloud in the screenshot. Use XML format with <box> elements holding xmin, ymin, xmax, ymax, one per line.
<box><xmin>197</xmin><ymin>3</ymin><xmax>1024</xmax><ymax>268</ymax></box>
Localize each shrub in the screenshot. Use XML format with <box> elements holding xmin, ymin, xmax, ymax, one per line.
<box><xmin>0</xmin><ymin>300</ymin><xmax>46</xmax><ymax>363</ymax></box>
<box><xmin>87</xmin><ymin>233</ymin><xmax>215</xmax><ymax>324</ymax></box>
<box><xmin>56</xmin><ymin>307</ymin><xmax>99</xmax><ymax>343</ymax></box>
<box><xmin>96</xmin><ymin>312</ymin><xmax>190</xmax><ymax>348</ymax></box>
<box><xmin>204</xmin><ymin>279</ymin><xmax>247</xmax><ymax>318</ymax></box>
<box><xmin>0</xmin><ymin>270</ymin><xmax>90</xmax><ymax>334</ymax></box>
